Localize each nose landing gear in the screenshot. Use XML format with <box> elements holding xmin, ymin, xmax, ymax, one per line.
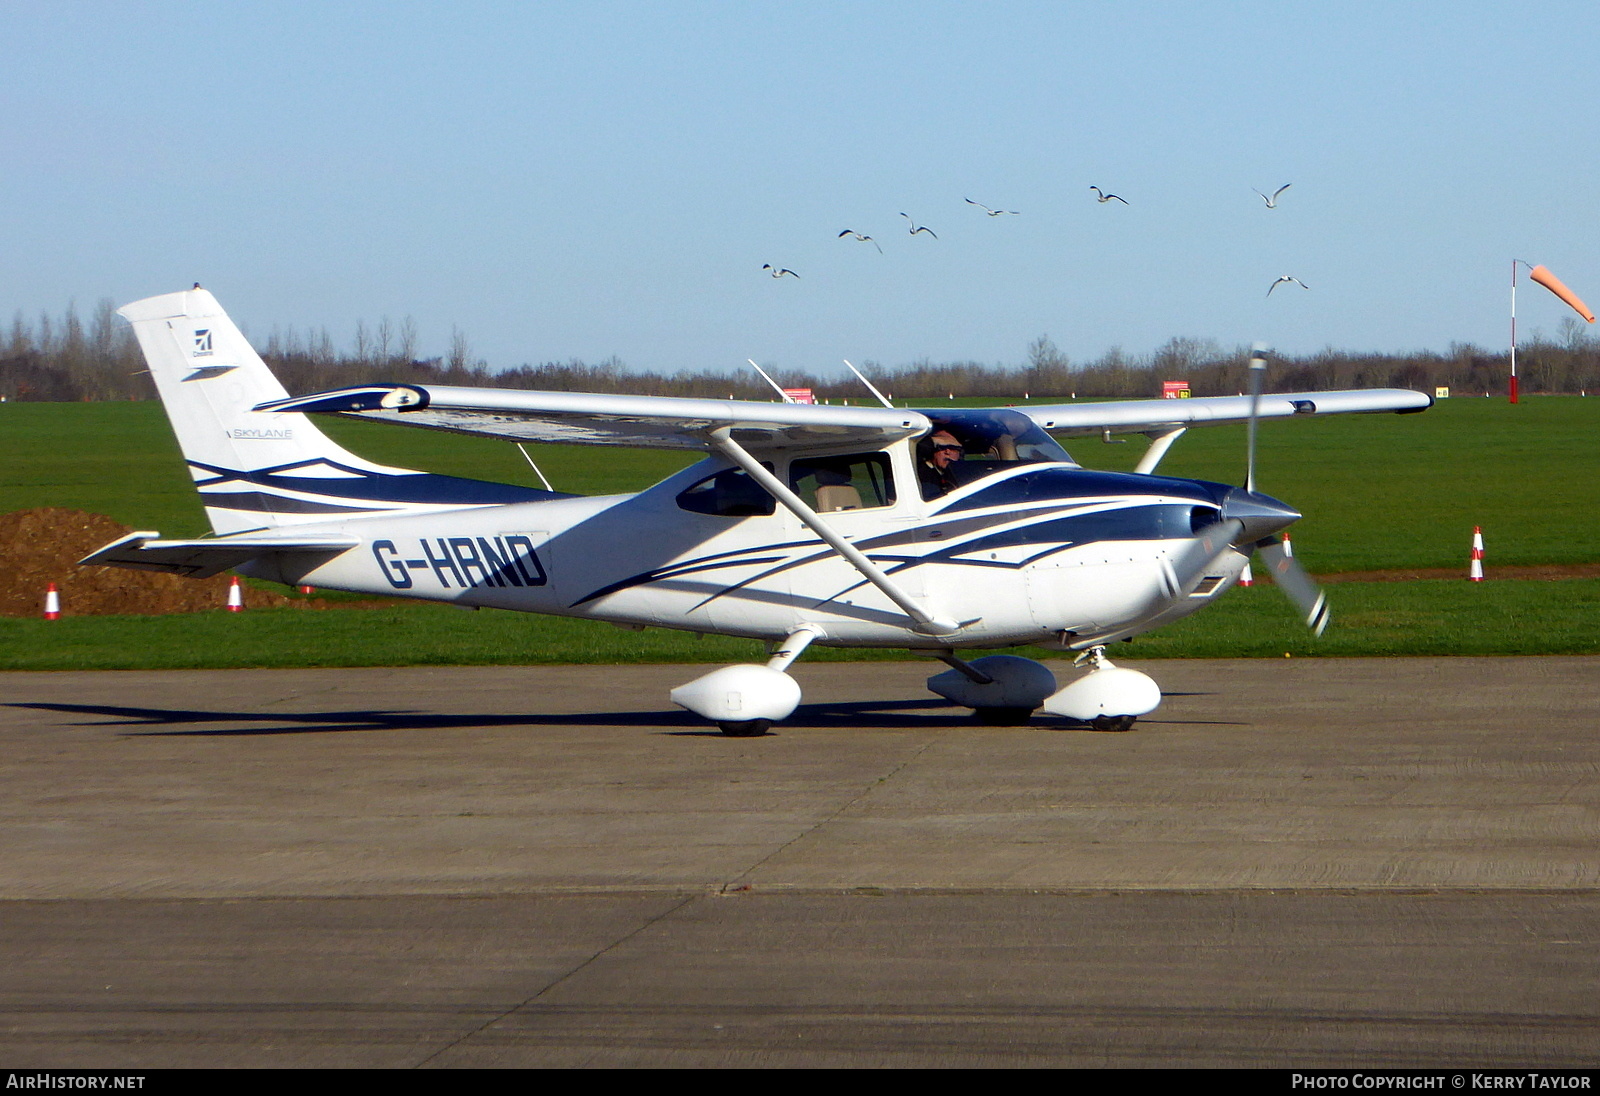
<box><xmin>1042</xmin><ymin>646</ymin><xmax>1162</xmax><ymax>731</ymax></box>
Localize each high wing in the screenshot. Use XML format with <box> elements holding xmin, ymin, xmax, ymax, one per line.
<box><xmin>81</xmin><ymin>531</ymin><xmax>360</xmax><ymax>578</ymax></box>
<box><xmin>255</xmin><ymin>385</ymin><xmax>930</xmax><ymax>452</ymax></box>
<box><xmin>1018</xmin><ymin>389</ymin><xmax>1432</xmax><ymax>437</ymax></box>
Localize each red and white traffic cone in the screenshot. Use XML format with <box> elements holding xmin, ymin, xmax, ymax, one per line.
<box><xmin>43</xmin><ymin>583</ymin><xmax>60</xmax><ymax>620</ymax></box>
<box><xmin>1238</xmin><ymin>559</ymin><xmax>1254</xmax><ymax>587</ymax></box>
<box><xmin>1281</xmin><ymin>531</ymin><xmax>1294</xmax><ymax>558</ymax></box>
<box><xmin>1469</xmin><ymin>526</ymin><xmax>1484</xmax><ymax>581</ymax></box>
<box><xmin>226</xmin><ymin>577</ymin><xmax>244</xmax><ymax>611</ymax></box>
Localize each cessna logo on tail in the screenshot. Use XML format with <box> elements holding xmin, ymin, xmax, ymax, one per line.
<box><xmin>373</xmin><ymin>536</ymin><xmax>548</xmax><ymax>590</ymax></box>
<box><xmin>193</xmin><ymin>329</ymin><xmax>214</xmax><ymax>356</ymax></box>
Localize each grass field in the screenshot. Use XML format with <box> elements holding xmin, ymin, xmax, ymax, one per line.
<box><xmin>3</xmin><ymin>579</ymin><xmax>1598</xmax><ymax>671</ymax></box>
<box><xmin>6</xmin><ymin>395</ymin><xmax>1597</xmax><ymax>569</ymax></box>
<box><xmin>2</xmin><ymin>395</ymin><xmax>1597</xmax><ymax>668</ymax></box>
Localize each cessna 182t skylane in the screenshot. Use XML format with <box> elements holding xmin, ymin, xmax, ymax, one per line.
<box><xmin>85</xmin><ymin>288</ymin><xmax>1431</xmax><ymax>734</ymax></box>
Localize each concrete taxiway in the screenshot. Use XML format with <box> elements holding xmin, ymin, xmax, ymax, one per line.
<box><xmin>2</xmin><ymin>658</ymin><xmax>1597</xmax><ymax>1066</ymax></box>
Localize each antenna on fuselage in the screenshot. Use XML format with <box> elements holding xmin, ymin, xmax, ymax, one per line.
<box><xmin>842</xmin><ymin>359</ymin><xmax>894</xmax><ymax>409</ymax></box>
<box><xmin>746</xmin><ymin>359</ymin><xmax>795</xmax><ymax>403</ymax></box>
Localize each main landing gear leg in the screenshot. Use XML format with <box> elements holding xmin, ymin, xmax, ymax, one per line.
<box><xmin>669</xmin><ymin>626</ymin><xmax>823</xmax><ymax>737</ymax></box>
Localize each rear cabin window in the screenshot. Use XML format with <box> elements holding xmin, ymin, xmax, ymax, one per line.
<box><xmin>789</xmin><ymin>453</ymin><xmax>896</xmax><ymax>512</ymax></box>
<box><xmin>675</xmin><ymin>466</ymin><xmax>776</xmax><ymax>517</ymax></box>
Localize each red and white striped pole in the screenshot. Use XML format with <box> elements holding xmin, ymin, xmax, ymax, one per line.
<box><xmin>1510</xmin><ymin>260</ymin><xmax>1519</xmax><ymax>404</ymax></box>
<box><xmin>1469</xmin><ymin>527</ymin><xmax>1484</xmax><ymax>581</ymax></box>
<box><xmin>43</xmin><ymin>583</ymin><xmax>60</xmax><ymax>620</ymax></box>
<box><xmin>227</xmin><ymin>577</ymin><xmax>244</xmax><ymax>611</ymax></box>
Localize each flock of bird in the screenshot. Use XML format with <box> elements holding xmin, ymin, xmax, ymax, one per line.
<box><xmin>764</xmin><ymin>183</ymin><xmax>1310</xmax><ymax>299</ymax></box>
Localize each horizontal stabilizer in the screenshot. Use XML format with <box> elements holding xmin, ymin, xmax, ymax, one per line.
<box><xmin>80</xmin><ymin>531</ymin><xmax>360</xmax><ymax>578</ymax></box>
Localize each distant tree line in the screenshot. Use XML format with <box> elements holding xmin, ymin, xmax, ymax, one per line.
<box><xmin>6</xmin><ymin>300</ymin><xmax>1600</xmax><ymax>405</ymax></box>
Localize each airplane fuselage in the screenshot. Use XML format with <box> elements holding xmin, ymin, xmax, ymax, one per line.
<box><xmin>240</xmin><ymin>448</ymin><xmax>1250</xmax><ymax>652</ymax></box>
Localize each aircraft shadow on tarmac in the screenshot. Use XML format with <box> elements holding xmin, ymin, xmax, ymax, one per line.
<box><xmin>12</xmin><ymin>698</ymin><xmax>983</xmax><ymax>736</ymax></box>
<box><xmin>9</xmin><ymin>699</ymin><xmax>1244</xmax><ymax>737</ymax></box>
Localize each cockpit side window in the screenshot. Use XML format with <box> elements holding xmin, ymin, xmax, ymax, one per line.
<box><xmin>789</xmin><ymin>453</ymin><xmax>896</xmax><ymax>512</ymax></box>
<box><xmin>675</xmin><ymin>465</ymin><xmax>777</xmax><ymax>517</ymax></box>
<box><xmin>918</xmin><ymin>408</ymin><xmax>1076</xmax><ymax>492</ymax></box>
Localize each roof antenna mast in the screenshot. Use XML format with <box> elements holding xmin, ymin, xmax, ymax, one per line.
<box><xmin>842</xmin><ymin>359</ymin><xmax>894</xmax><ymax>408</ymax></box>
<box><xmin>745</xmin><ymin>359</ymin><xmax>796</xmax><ymax>403</ymax></box>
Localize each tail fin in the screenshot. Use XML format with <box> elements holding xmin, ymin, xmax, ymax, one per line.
<box><xmin>119</xmin><ymin>287</ymin><xmax>554</xmax><ymax>534</ymax></box>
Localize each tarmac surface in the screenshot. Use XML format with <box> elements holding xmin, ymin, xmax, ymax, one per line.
<box><xmin>2</xmin><ymin>657</ymin><xmax>1597</xmax><ymax>1067</ymax></box>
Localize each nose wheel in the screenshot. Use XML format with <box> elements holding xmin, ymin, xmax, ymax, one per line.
<box><xmin>1089</xmin><ymin>714</ymin><xmax>1137</xmax><ymax>733</ymax></box>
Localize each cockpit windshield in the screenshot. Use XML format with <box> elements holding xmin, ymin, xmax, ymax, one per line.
<box><xmin>916</xmin><ymin>408</ymin><xmax>1076</xmax><ymax>493</ymax></box>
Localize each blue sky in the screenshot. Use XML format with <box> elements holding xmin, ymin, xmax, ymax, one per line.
<box><xmin>5</xmin><ymin>1</ymin><xmax>1598</xmax><ymax>378</ymax></box>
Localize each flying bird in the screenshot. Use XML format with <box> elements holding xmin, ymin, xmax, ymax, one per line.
<box><xmin>1253</xmin><ymin>183</ymin><xmax>1292</xmax><ymax>209</ymax></box>
<box><xmin>838</xmin><ymin>229</ymin><xmax>883</xmax><ymax>253</ymax></box>
<box><xmin>1089</xmin><ymin>186</ymin><xmax>1128</xmax><ymax>205</ymax></box>
<box><xmin>900</xmin><ymin>213</ymin><xmax>938</xmax><ymax>238</ymax></box>
<box><xmin>1267</xmin><ymin>276</ymin><xmax>1310</xmax><ymax>297</ymax></box>
<box><xmin>762</xmin><ymin>265</ymin><xmax>799</xmax><ymax>279</ymax></box>
<box><xmin>965</xmin><ymin>198</ymin><xmax>1019</xmax><ymax>216</ymax></box>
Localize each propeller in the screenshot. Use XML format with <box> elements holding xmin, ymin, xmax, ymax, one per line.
<box><xmin>1168</xmin><ymin>517</ymin><xmax>1246</xmax><ymax>592</ymax></box>
<box><xmin>1257</xmin><ymin>534</ymin><xmax>1330</xmax><ymax>635</ymax></box>
<box><xmin>1238</xmin><ymin>343</ymin><xmax>1329</xmax><ymax>636</ymax></box>
<box><xmin>1171</xmin><ymin>344</ymin><xmax>1329</xmax><ymax>636</ymax></box>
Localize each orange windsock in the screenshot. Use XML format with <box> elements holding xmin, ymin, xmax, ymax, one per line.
<box><xmin>1529</xmin><ymin>265</ymin><xmax>1596</xmax><ymax>323</ymax></box>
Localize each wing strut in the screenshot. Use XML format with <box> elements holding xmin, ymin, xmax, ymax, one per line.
<box><xmin>1133</xmin><ymin>427</ymin><xmax>1186</xmax><ymax>475</ymax></box>
<box><xmin>707</xmin><ymin>427</ymin><xmax>962</xmax><ymax>637</ymax></box>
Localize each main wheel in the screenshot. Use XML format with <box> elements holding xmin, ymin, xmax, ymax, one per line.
<box><xmin>1089</xmin><ymin>714</ymin><xmax>1137</xmax><ymax>733</ymax></box>
<box><xmin>718</xmin><ymin>719</ymin><xmax>771</xmax><ymax>737</ymax></box>
<box><xmin>972</xmin><ymin>706</ymin><xmax>1035</xmax><ymax>726</ymax></box>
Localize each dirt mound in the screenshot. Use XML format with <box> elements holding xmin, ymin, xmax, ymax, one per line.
<box><xmin>0</xmin><ymin>508</ymin><xmax>315</xmax><ymax>616</ymax></box>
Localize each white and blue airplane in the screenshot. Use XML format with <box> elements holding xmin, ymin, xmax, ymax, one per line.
<box><xmin>84</xmin><ymin>288</ymin><xmax>1431</xmax><ymax>734</ymax></box>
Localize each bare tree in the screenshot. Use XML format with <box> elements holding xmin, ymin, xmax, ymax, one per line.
<box><xmin>1560</xmin><ymin>315</ymin><xmax>1592</xmax><ymax>351</ymax></box>
<box><xmin>376</xmin><ymin>316</ymin><xmax>393</xmax><ymax>363</ymax></box>
<box><xmin>398</xmin><ymin>316</ymin><xmax>419</xmax><ymax>363</ymax></box>
<box><xmin>448</xmin><ymin>326</ymin><xmax>472</xmax><ymax>373</ymax></box>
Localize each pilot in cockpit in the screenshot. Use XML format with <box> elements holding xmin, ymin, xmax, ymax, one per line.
<box><xmin>917</xmin><ymin>430</ymin><xmax>964</xmax><ymax>499</ymax></box>
<box><xmin>916</xmin><ymin>410</ymin><xmax>1073</xmax><ymax>500</ymax></box>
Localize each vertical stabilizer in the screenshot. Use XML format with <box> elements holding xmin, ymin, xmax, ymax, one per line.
<box><xmin>118</xmin><ymin>288</ymin><xmax>552</xmax><ymax>535</ymax></box>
